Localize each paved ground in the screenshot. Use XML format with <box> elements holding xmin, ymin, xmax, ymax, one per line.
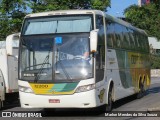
<box><xmin>0</xmin><ymin>77</ymin><xmax>160</xmax><ymax>120</ymax></box>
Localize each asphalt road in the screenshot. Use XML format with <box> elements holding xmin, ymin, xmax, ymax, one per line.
<box><xmin>1</xmin><ymin>77</ymin><xmax>160</xmax><ymax>120</ymax></box>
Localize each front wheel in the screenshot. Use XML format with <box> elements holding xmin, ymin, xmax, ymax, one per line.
<box><xmin>104</xmin><ymin>87</ymin><xmax>113</xmax><ymax>112</ymax></box>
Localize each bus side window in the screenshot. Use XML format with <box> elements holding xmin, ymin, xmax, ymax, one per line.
<box><xmin>119</xmin><ymin>25</ymin><xmax>124</xmax><ymax>49</ymax></box>
<box><xmin>138</xmin><ymin>34</ymin><xmax>144</xmax><ymax>52</ymax></box>
<box><xmin>96</xmin><ymin>15</ymin><xmax>105</xmax><ymax>82</ymax></box>
<box><xmin>114</xmin><ymin>23</ymin><xmax>121</xmax><ymax>49</ymax></box>
<box><xmin>144</xmin><ymin>36</ymin><xmax>149</xmax><ymax>53</ymax></box>
<box><xmin>96</xmin><ymin>15</ymin><xmax>105</xmax><ymax>41</ymax></box>
<box><xmin>143</xmin><ymin>35</ymin><xmax>149</xmax><ymax>53</ymax></box>
<box><xmin>96</xmin><ymin>15</ymin><xmax>103</xmax><ymax>30</ymax></box>
<box><xmin>106</xmin><ymin>20</ymin><xmax>114</xmax><ymax>48</ymax></box>
<box><xmin>96</xmin><ymin>45</ymin><xmax>105</xmax><ymax>82</ymax></box>
<box><xmin>123</xmin><ymin>27</ymin><xmax>130</xmax><ymax>50</ymax></box>
<box><xmin>134</xmin><ymin>32</ymin><xmax>140</xmax><ymax>51</ymax></box>
<box><xmin>129</xmin><ymin>30</ymin><xmax>135</xmax><ymax>50</ymax></box>
<box><xmin>107</xmin><ymin>34</ymin><xmax>113</xmax><ymax>48</ymax></box>
<box><xmin>96</xmin><ymin>45</ymin><xmax>105</xmax><ymax>68</ymax></box>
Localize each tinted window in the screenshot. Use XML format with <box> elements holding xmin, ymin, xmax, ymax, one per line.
<box><xmin>122</xmin><ymin>27</ymin><xmax>130</xmax><ymax>49</ymax></box>
<box><xmin>114</xmin><ymin>24</ymin><xmax>122</xmax><ymax>48</ymax></box>
<box><xmin>96</xmin><ymin>15</ymin><xmax>105</xmax><ymax>82</ymax></box>
<box><xmin>106</xmin><ymin>20</ymin><xmax>114</xmax><ymax>48</ymax></box>
<box><xmin>128</xmin><ymin>29</ymin><xmax>135</xmax><ymax>50</ymax></box>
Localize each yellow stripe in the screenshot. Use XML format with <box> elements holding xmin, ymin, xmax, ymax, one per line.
<box><xmin>29</xmin><ymin>83</ymin><xmax>75</xmax><ymax>95</ymax></box>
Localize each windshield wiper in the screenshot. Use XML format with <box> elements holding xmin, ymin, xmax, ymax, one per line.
<box><xmin>34</xmin><ymin>55</ymin><xmax>49</xmax><ymax>82</ymax></box>
<box><xmin>34</xmin><ymin>47</ymin><xmax>52</xmax><ymax>82</ymax></box>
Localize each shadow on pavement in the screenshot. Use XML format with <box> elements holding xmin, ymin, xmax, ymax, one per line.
<box><xmin>2</xmin><ymin>100</ymin><xmax>20</xmax><ymax>111</ymax></box>
<box><xmin>146</xmin><ymin>86</ymin><xmax>160</xmax><ymax>94</ymax></box>
<box><xmin>39</xmin><ymin>108</ymin><xmax>104</xmax><ymax>117</ymax></box>
<box><xmin>112</xmin><ymin>94</ymin><xmax>137</xmax><ymax>110</ymax></box>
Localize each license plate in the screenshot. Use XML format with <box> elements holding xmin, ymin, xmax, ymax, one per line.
<box><xmin>49</xmin><ymin>99</ymin><xmax>60</xmax><ymax>103</ymax></box>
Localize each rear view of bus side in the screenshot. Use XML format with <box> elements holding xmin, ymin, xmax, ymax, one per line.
<box><xmin>18</xmin><ymin>10</ymin><xmax>150</xmax><ymax>112</ymax></box>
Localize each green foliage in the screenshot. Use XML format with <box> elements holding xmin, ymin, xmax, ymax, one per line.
<box><xmin>91</xmin><ymin>0</ymin><xmax>110</xmax><ymax>11</ymax></box>
<box><xmin>124</xmin><ymin>3</ymin><xmax>160</xmax><ymax>40</ymax></box>
<box><xmin>150</xmin><ymin>55</ymin><xmax>160</xmax><ymax>69</ymax></box>
<box><xmin>30</xmin><ymin>0</ymin><xmax>110</xmax><ymax>13</ymax></box>
<box><xmin>0</xmin><ymin>15</ymin><xmax>10</xmax><ymax>41</ymax></box>
<box><xmin>0</xmin><ymin>0</ymin><xmax>27</xmax><ymax>41</ymax></box>
<box><xmin>0</xmin><ymin>0</ymin><xmax>110</xmax><ymax>41</ymax></box>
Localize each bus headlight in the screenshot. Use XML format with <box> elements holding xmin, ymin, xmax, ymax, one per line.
<box><xmin>19</xmin><ymin>86</ymin><xmax>33</xmax><ymax>93</ymax></box>
<box><xmin>75</xmin><ymin>84</ymin><xmax>95</xmax><ymax>93</ymax></box>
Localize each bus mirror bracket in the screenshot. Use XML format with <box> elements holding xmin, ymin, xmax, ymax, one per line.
<box><xmin>90</xmin><ymin>29</ymin><xmax>99</xmax><ymax>53</ymax></box>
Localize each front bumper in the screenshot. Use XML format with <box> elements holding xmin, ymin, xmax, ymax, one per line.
<box><xmin>19</xmin><ymin>89</ymin><xmax>97</xmax><ymax>108</ymax></box>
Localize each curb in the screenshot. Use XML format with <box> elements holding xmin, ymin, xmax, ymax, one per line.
<box><xmin>147</xmin><ymin>108</ymin><xmax>160</xmax><ymax>112</ymax></box>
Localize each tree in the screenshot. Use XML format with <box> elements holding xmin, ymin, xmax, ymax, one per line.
<box><xmin>151</xmin><ymin>55</ymin><xmax>160</xmax><ymax>69</ymax></box>
<box><xmin>30</xmin><ymin>0</ymin><xmax>110</xmax><ymax>13</ymax></box>
<box><xmin>124</xmin><ymin>2</ymin><xmax>160</xmax><ymax>69</ymax></box>
<box><xmin>0</xmin><ymin>0</ymin><xmax>27</xmax><ymax>41</ymax></box>
<box><xmin>0</xmin><ymin>0</ymin><xmax>110</xmax><ymax>41</ymax></box>
<box><xmin>124</xmin><ymin>3</ymin><xmax>160</xmax><ymax>40</ymax></box>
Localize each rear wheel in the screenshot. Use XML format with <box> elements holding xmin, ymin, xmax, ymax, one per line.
<box><xmin>137</xmin><ymin>79</ymin><xmax>145</xmax><ymax>99</ymax></box>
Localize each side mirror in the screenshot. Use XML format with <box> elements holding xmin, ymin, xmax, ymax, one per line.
<box><xmin>90</xmin><ymin>29</ymin><xmax>99</xmax><ymax>53</ymax></box>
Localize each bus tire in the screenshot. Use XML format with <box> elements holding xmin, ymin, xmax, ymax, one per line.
<box><xmin>105</xmin><ymin>87</ymin><xmax>113</xmax><ymax>112</ymax></box>
<box><xmin>137</xmin><ymin>79</ymin><xmax>145</xmax><ymax>99</ymax></box>
<box><xmin>0</xmin><ymin>99</ymin><xmax>2</xmax><ymax>110</ymax></box>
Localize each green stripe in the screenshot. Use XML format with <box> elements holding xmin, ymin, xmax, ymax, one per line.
<box><xmin>48</xmin><ymin>82</ymin><xmax>78</xmax><ymax>92</ymax></box>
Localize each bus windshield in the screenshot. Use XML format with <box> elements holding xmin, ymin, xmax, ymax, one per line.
<box><xmin>22</xmin><ymin>15</ymin><xmax>92</xmax><ymax>35</ymax></box>
<box><xmin>20</xmin><ymin>33</ymin><xmax>93</xmax><ymax>82</ymax></box>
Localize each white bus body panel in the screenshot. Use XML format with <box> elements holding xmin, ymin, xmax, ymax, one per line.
<box><xmin>106</xmin><ymin>49</ymin><xmax>135</xmax><ymax>101</ymax></box>
<box><xmin>18</xmin><ymin>78</ymin><xmax>108</xmax><ymax>108</ymax></box>
<box><xmin>19</xmin><ymin>90</ymin><xmax>97</xmax><ymax>108</ymax></box>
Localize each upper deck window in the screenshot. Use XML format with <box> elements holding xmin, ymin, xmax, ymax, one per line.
<box><xmin>22</xmin><ymin>15</ymin><xmax>93</xmax><ymax>35</ymax></box>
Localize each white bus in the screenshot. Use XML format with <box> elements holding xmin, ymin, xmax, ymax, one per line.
<box><xmin>0</xmin><ymin>33</ymin><xmax>19</xmax><ymax>109</ymax></box>
<box><xmin>18</xmin><ymin>10</ymin><xmax>150</xmax><ymax>111</ymax></box>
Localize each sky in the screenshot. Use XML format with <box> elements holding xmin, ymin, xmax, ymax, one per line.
<box><xmin>107</xmin><ymin>0</ymin><xmax>138</xmax><ymax>17</ymax></box>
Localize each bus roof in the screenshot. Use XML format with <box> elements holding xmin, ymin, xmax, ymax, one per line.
<box><xmin>25</xmin><ymin>10</ymin><xmax>147</xmax><ymax>36</ymax></box>
<box><xmin>25</xmin><ymin>10</ymin><xmax>102</xmax><ymax>18</ymax></box>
